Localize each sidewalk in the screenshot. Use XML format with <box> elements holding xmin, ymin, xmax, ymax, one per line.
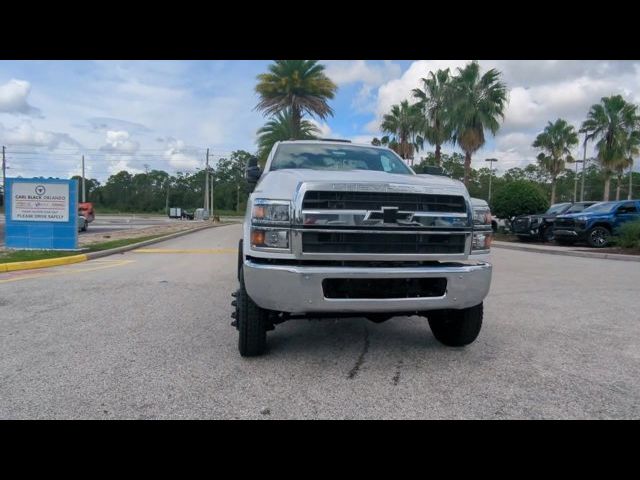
<box><xmin>492</xmin><ymin>240</ymin><xmax>640</xmax><ymax>262</ymax></box>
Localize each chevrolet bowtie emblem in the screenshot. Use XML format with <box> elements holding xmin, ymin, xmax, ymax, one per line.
<box><xmin>382</xmin><ymin>206</ymin><xmax>399</xmax><ymax>223</ymax></box>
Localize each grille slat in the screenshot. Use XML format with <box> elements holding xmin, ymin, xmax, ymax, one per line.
<box><xmin>302</xmin><ymin>191</ymin><xmax>466</xmax><ymax>213</ymax></box>
<box><xmin>302</xmin><ymin>232</ymin><xmax>466</xmax><ymax>254</ymax></box>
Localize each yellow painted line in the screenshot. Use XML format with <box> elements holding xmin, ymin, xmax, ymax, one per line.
<box><xmin>0</xmin><ymin>254</ymin><xmax>88</xmax><ymax>273</ymax></box>
<box><xmin>0</xmin><ymin>259</ymin><xmax>134</xmax><ymax>284</ymax></box>
<box><xmin>133</xmin><ymin>248</ymin><xmax>238</xmax><ymax>254</ymax></box>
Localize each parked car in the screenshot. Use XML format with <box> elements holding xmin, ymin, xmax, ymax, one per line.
<box><xmin>78</xmin><ymin>202</ymin><xmax>95</xmax><ymax>223</ymax></box>
<box><xmin>553</xmin><ymin>200</ymin><xmax>640</xmax><ymax>248</ymax></box>
<box><xmin>511</xmin><ymin>201</ymin><xmax>597</xmax><ymax>242</ymax></box>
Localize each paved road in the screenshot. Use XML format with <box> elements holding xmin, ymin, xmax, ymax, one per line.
<box><xmin>1</xmin><ymin>224</ymin><xmax>639</xmax><ymax>419</ymax></box>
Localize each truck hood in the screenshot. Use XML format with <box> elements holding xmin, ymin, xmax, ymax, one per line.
<box><xmin>253</xmin><ymin>169</ymin><xmax>468</xmax><ymax>199</ymax></box>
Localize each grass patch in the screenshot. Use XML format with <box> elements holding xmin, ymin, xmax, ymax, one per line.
<box><xmin>0</xmin><ymin>234</ymin><xmax>167</xmax><ymax>264</ymax></box>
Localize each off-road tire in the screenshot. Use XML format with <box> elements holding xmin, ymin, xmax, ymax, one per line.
<box><xmin>586</xmin><ymin>226</ymin><xmax>611</xmax><ymax>248</ymax></box>
<box><xmin>236</xmin><ymin>267</ymin><xmax>268</xmax><ymax>357</ymax></box>
<box><xmin>541</xmin><ymin>225</ymin><xmax>554</xmax><ymax>242</ymax></box>
<box><xmin>427</xmin><ymin>303</ymin><xmax>483</xmax><ymax>347</ymax></box>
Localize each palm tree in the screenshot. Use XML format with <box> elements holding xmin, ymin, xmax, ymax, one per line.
<box><xmin>580</xmin><ymin>95</ymin><xmax>640</xmax><ymax>201</ymax></box>
<box><xmin>380</xmin><ymin>100</ymin><xmax>424</xmax><ymax>163</ymax></box>
<box><xmin>256</xmin><ymin>109</ymin><xmax>320</xmax><ymax>165</ymax></box>
<box><xmin>255</xmin><ymin>60</ymin><xmax>337</xmax><ymax>139</ymax></box>
<box><xmin>532</xmin><ymin>119</ymin><xmax>579</xmax><ymax>204</ymax></box>
<box><xmin>448</xmin><ymin>61</ymin><xmax>509</xmax><ymax>186</ymax></box>
<box><xmin>412</xmin><ymin>68</ymin><xmax>452</xmax><ymax>167</ymax></box>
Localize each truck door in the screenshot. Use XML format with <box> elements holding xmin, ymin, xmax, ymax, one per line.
<box><xmin>613</xmin><ymin>202</ymin><xmax>640</xmax><ymax>230</ymax></box>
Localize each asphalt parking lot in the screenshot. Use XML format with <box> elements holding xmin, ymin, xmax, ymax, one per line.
<box><xmin>1</xmin><ymin>223</ymin><xmax>639</xmax><ymax>419</ymax></box>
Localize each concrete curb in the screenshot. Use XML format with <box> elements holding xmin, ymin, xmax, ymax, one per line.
<box><xmin>0</xmin><ymin>222</ymin><xmax>225</xmax><ymax>272</ymax></box>
<box><xmin>492</xmin><ymin>240</ymin><xmax>640</xmax><ymax>262</ymax></box>
<box><xmin>0</xmin><ymin>254</ymin><xmax>88</xmax><ymax>273</ymax></box>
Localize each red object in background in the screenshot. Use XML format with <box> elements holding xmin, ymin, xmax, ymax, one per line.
<box><xmin>79</xmin><ymin>202</ymin><xmax>95</xmax><ymax>222</ymax></box>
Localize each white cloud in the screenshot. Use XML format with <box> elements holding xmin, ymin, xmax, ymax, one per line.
<box><xmin>0</xmin><ymin>121</ymin><xmax>79</xmax><ymax>149</ymax></box>
<box><xmin>164</xmin><ymin>139</ymin><xmax>201</xmax><ymax>171</ymax></box>
<box><xmin>100</xmin><ymin>130</ymin><xmax>140</xmax><ymax>154</ymax></box>
<box><xmin>0</xmin><ymin>79</ymin><xmax>42</xmax><ymax>116</ymax></box>
<box><xmin>324</xmin><ymin>60</ymin><xmax>401</xmax><ymax>86</ymax></box>
<box><xmin>107</xmin><ymin>157</ymin><xmax>143</xmax><ymax>176</ymax></box>
<box><xmin>308</xmin><ymin>119</ymin><xmax>332</xmax><ymax>138</ymax></box>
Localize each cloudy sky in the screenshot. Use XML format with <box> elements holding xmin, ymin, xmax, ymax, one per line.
<box><xmin>2</xmin><ymin>60</ymin><xmax>640</xmax><ymax>182</ymax></box>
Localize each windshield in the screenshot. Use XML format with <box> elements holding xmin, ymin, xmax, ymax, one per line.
<box><xmin>566</xmin><ymin>203</ymin><xmax>592</xmax><ymax>213</ymax></box>
<box><xmin>584</xmin><ymin>202</ymin><xmax>616</xmax><ymax>213</ymax></box>
<box><xmin>546</xmin><ymin>203</ymin><xmax>570</xmax><ymax>215</ymax></box>
<box><xmin>270</xmin><ymin>143</ymin><xmax>413</xmax><ymax>175</ymax></box>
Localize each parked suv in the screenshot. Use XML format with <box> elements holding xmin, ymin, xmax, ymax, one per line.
<box><xmin>553</xmin><ymin>200</ymin><xmax>640</xmax><ymax>247</ymax></box>
<box><xmin>232</xmin><ymin>140</ymin><xmax>493</xmax><ymax>356</ymax></box>
<box><xmin>511</xmin><ymin>201</ymin><xmax>597</xmax><ymax>242</ymax></box>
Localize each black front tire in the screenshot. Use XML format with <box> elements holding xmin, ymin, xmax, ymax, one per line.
<box><xmin>541</xmin><ymin>226</ymin><xmax>554</xmax><ymax>242</ymax></box>
<box><xmin>586</xmin><ymin>226</ymin><xmax>611</xmax><ymax>248</ymax></box>
<box><xmin>427</xmin><ymin>303</ymin><xmax>483</xmax><ymax>347</ymax></box>
<box><xmin>236</xmin><ymin>267</ymin><xmax>268</xmax><ymax>357</ymax></box>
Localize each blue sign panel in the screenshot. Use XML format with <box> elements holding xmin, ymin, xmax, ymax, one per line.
<box><xmin>4</xmin><ymin>178</ymin><xmax>78</xmax><ymax>250</ymax></box>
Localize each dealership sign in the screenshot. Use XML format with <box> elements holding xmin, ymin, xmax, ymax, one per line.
<box><xmin>11</xmin><ymin>182</ymin><xmax>70</xmax><ymax>222</ymax></box>
<box><xmin>4</xmin><ymin>178</ymin><xmax>78</xmax><ymax>250</ymax></box>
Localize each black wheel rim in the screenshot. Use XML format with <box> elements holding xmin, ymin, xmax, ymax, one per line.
<box><xmin>591</xmin><ymin>228</ymin><xmax>608</xmax><ymax>246</ymax></box>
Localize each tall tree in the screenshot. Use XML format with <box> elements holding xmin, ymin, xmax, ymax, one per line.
<box><xmin>256</xmin><ymin>109</ymin><xmax>320</xmax><ymax>165</ymax></box>
<box><xmin>448</xmin><ymin>61</ymin><xmax>509</xmax><ymax>186</ymax></box>
<box><xmin>255</xmin><ymin>60</ymin><xmax>337</xmax><ymax>138</ymax></box>
<box><xmin>380</xmin><ymin>100</ymin><xmax>424</xmax><ymax>161</ymax></box>
<box><xmin>580</xmin><ymin>95</ymin><xmax>640</xmax><ymax>201</ymax></box>
<box><xmin>412</xmin><ymin>68</ymin><xmax>452</xmax><ymax>166</ymax></box>
<box><xmin>532</xmin><ymin>119</ymin><xmax>579</xmax><ymax>204</ymax></box>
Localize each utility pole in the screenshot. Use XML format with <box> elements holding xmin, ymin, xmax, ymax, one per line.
<box><xmin>573</xmin><ymin>159</ymin><xmax>583</xmax><ymax>203</ymax></box>
<box><xmin>485</xmin><ymin>158</ymin><xmax>498</xmax><ymax>203</ymax></box>
<box><xmin>81</xmin><ymin>155</ymin><xmax>86</xmax><ymax>202</ymax></box>
<box><xmin>630</xmin><ymin>162</ymin><xmax>634</xmax><ymax>200</ymax></box>
<box><xmin>204</xmin><ymin>148</ymin><xmax>209</xmax><ymax>211</ymax></box>
<box><xmin>580</xmin><ymin>136</ymin><xmax>587</xmax><ymax>202</ymax></box>
<box><xmin>1</xmin><ymin>146</ymin><xmax>6</xmax><ymax>208</ymax></box>
<box><xmin>210</xmin><ymin>171</ymin><xmax>214</xmax><ymax>219</ymax></box>
<box><xmin>165</xmin><ymin>179</ymin><xmax>170</xmax><ymax>216</ymax></box>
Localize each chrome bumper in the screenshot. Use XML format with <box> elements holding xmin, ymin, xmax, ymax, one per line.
<box><xmin>244</xmin><ymin>260</ymin><xmax>492</xmax><ymax>314</ymax></box>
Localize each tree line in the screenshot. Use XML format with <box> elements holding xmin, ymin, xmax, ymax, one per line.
<box><xmin>71</xmin><ymin>150</ymin><xmax>252</xmax><ymax>213</ymax></box>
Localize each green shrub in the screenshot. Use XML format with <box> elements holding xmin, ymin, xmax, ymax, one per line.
<box><xmin>490</xmin><ymin>181</ymin><xmax>549</xmax><ymax>220</ymax></box>
<box><xmin>613</xmin><ymin>220</ymin><xmax>640</xmax><ymax>249</ymax></box>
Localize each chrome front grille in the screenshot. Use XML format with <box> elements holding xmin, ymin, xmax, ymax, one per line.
<box><xmin>296</xmin><ymin>188</ymin><xmax>471</xmax><ymax>258</ymax></box>
<box><xmin>302</xmin><ymin>190</ymin><xmax>467</xmax><ymax>213</ymax></box>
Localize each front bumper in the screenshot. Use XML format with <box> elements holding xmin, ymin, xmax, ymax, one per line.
<box><xmin>244</xmin><ymin>259</ymin><xmax>492</xmax><ymax>314</ymax></box>
<box><xmin>553</xmin><ymin>228</ymin><xmax>585</xmax><ymax>240</ymax></box>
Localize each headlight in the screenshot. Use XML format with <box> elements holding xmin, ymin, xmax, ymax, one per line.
<box><xmin>473</xmin><ymin>207</ymin><xmax>492</xmax><ymax>226</ymax></box>
<box><xmin>252</xmin><ymin>199</ymin><xmax>291</xmax><ymax>224</ymax></box>
<box><xmin>576</xmin><ymin>216</ymin><xmax>588</xmax><ymax>222</ymax></box>
<box><xmin>472</xmin><ymin>231</ymin><xmax>492</xmax><ymax>252</ymax></box>
<box><xmin>251</xmin><ymin>228</ymin><xmax>290</xmax><ymax>249</ymax></box>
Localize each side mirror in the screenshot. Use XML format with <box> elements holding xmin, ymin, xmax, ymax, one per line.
<box><xmin>245</xmin><ymin>156</ymin><xmax>262</xmax><ymax>188</ymax></box>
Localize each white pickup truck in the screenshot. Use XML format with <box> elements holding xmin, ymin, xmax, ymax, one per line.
<box><xmin>232</xmin><ymin>140</ymin><xmax>493</xmax><ymax>356</ymax></box>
